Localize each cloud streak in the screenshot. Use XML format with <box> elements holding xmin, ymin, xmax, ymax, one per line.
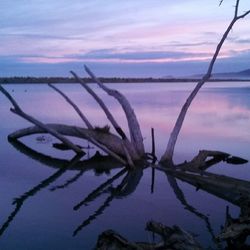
<box><xmin>1</xmin><ymin>0</ymin><xmax>249</xmax><ymax>76</ymax></box>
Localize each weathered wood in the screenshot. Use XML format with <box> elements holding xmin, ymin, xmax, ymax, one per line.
<box><xmin>8</xmin><ymin>124</ymin><xmax>131</xmax><ymax>164</ymax></box>
<box><xmin>160</xmin><ymin>1</ymin><xmax>250</xmax><ymax>165</ymax></box>
<box><xmin>70</xmin><ymin>71</ymin><xmax>126</xmax><ymax>138</ymax></box>
<box><xmin>71</xmin><ymin>70</ymin><xmax>140</xmax><ymax>161</ymax></box>
<box><xmin>85</xmin><ymin>65</ymin><xmax>145</xmax><ymax>157</ymax></box>
<box><xmin>159</xmin><ymin>167</ymin><xmax>250</xmax><ymax>207</ymax></box>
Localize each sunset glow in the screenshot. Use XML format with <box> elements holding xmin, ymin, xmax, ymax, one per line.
<box><xmin>1</xmin><ymin>0</ymin><xmax>249</xmax><ymax>76</ymax></box>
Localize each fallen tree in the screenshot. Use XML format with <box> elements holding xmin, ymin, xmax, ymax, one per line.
<box><xmin>0</xmin><ymin>1</ymin><xmax>249</xmax><ymax>168</ymax></box>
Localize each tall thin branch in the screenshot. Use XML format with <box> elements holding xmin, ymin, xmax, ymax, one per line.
<box><xmin>48</xmin><ymin>83</ymin><xmax>93</xmax><ymax>129</ymax></box>
<box><xmin>160</xmin><ymin>0</ymin><xmax>250</xmax><ymax>165</ymax></box>
<box><xmin>84</xmin><ymin>65</ymin><xmax>145</xmax><ymax>157</ymax></box>
<box><xmin>70</xmin><ymin>71</ymin><xmax>127</xmax><ymax>140</ymax></box>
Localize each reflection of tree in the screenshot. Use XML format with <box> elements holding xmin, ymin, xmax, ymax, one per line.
<box><xmin>9</xmin><ymin>138</ymin><xmax>121</xmax><ymax>171</ymax></box>
<box><xmin>166</xmin><ymin>174</ymin><xmax>223</xmax><ymax>249</ymax></box>
<box><xmin>158</xmin><ymin>155</ymin><xmax>250</xmax><ymax>249</ymax></box>
<box><xmin>0</xmin><ymin>154</ymin><xmax>82</xmax><ymax>236</ymax></box>
<box><xmin>0</xmin><ymin>138</ymin><xmax>123</xmax><ymax>238</ymax></box>
<box><xmin>4</xmin><ymin>137</ymin><xmax>250</xmax><ymax>248</ymax></box>
<box><xmin>73</xmin><ymin>168</ymin><xmax>143</xmax><ymax>236</ymax></box>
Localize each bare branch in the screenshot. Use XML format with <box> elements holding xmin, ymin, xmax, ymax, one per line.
<box><xmin>160</xmin><ymin>0</ymin><xmax>250</xmax><ymax>165</ymax></box>
<box><xmin>48</xmin><ymin>83</ymin><xmax>93</xmax><ymax>129</ymax></box>
<box><xmin>70</xmin><ymin>71</ymin><xmax>127</xmax><ymax>140</ymax></box>
<box><xmin>0</xmin><ymin>85</ymin><xmax>83</xmax><ymax>154</ymax></box>
<box><xmin>234</xmin><ymin>0</ymin><xmax>240</xmax><ymax>17</ymax></box>
<box><xmin>84</xmin><ymin>65</ymin><xmax>145</xmax><ymax>157</ymax></box>
<box><xmin>8</xmin><ymin>124</ymin><xmax>128</xmax><ymax>165</ymax></box>
<box><xmin>219</xmin><ymin>0</ymin><xmax>224</xmax><ymax>6</ymax></box>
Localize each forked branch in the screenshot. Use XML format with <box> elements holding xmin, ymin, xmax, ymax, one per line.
<box><xmin>84</xmin><ymin>65</ymin><xmax>145</xmax><ymax>157</ymax></box>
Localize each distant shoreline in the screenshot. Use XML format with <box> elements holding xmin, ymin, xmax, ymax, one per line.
<box><xmin>0</xmin><ymin>77</ymin><xmax>249</xmax><ymax>84</ymax></box>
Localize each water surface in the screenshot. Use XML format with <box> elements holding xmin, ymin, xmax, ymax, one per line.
<box><xmin>0</xmin><ymin>82</ymin><xmax>250</xmax><ymax>249</ymax></box>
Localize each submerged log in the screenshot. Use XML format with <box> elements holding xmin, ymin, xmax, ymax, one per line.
<box><xmin>161</xmin><ymin>168</ymin><xmax>250</xmax><ymax>207</ymax></box>
<box><xmin>8</xmin><ymin>123</ymin><xmax>133</xmax><ymax>165</ymax></box>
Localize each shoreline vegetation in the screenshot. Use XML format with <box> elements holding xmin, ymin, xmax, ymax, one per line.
<box><xmin>0</xmin><ymin>76</ymin><xmax>249</xmax><ymax>84</ymax></box>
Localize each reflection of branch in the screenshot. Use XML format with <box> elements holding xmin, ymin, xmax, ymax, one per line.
<box><xmin>9</xmin><ymin>138</ymin><xmax>121</xmax><ymax>171</ymax></box>
<box><xmin>0</xmin><ymin>154</ymin><xmax>82</xmax><ymax>237</ymax></box>
<box><xmin>114</xmin><ymin>169</ymin><xmax>143</xmax><ymax>198</ymax></box>
<box><xmin>73</xmin><ymin>168</ymin><xmax>143</xmax><ymax>236</ymax></box>
<box><xmin>74</xmin><ymin>168</ymin><xmax>127</xmax><ymax>210</ymax></box>
<box><xmin>166</xmin><ymin>174</ymin><xmax>222</xmax><ymax>249</ymax></box>
<box><xmin>73</xmin><ymin>194</ymin><xmax>114</xmax><ymax>237</ymax></box>
<box><xmin>50</xmin><ymin>170</ymin><xmax>85</xmax><ymax>191</ymax></box>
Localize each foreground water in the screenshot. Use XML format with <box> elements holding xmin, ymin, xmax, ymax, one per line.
<box><xmin>0</xmin><ymin>82</ymin><xmax>249</xmax><ymax>249</ymax></box>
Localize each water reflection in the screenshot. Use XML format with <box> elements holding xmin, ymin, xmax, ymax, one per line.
<box><xmin>73</xmin><ymin>168</ymin><xmax>143</xmax><ymax>236</ymax></box>
<box><xmin>1</xmin><ymin>137</ymin><xmax>249</xmax><ymax>249</ymax></box>
<box><xmin>1</xmin><ymin>83</ymin><xmax>250</xmax><ymax>249</ymax></box>
<box><xmin>0</xmin><ymin>154</ymin><xmax>82</xmax><ymax>237</ymax></box>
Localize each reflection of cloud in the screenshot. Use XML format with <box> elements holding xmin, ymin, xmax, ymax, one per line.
<box><xmin>180</xmin><ymin>91</ymin><xmax>250</xmax><ymax>142</ymax></box>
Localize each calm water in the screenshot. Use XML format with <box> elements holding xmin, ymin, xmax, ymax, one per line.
<box><xmin>0</xmin><ymin>82</ymin><xmax>250</xmax><ymax>249</ymax></box>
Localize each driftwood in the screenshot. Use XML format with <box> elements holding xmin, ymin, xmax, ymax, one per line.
<box><xmin>0</xmin><ymin>1</ymin><xmax>250</xmax><ymax>248</ymax></box>
<box><xmin>1</xmin><ymin>1</ymin><xmax>249</xmax><ymax>168</ymax></box>
<box><xmin>95</xmin><ymin>221</ymin><xmax>202</xmax><ymax>250</ymax></box>
<box><xmin>8</xmin><ymin>123</ymin><xmax>138</xmax><ymax>165</ymax></box>
<box><xmin>84</xmin><ymin>65</ymin><xmax>145</xmax><ymax>157</ymax></box>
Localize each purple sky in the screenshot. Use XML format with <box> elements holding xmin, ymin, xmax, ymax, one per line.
<box><xmin>1</xmin><ymin>0</ymin><xmax>249</xmax><ymax>77</ymax></box>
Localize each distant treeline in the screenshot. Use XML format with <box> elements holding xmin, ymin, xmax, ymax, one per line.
<box><xmin>0</xmin><ymin>76</ymin><xmax>248</xmax><ymax>84</ymax></box>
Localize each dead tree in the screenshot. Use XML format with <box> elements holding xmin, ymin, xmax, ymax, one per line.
<box><xmin>0</xmin><ymin>0</ymin><xmax>249</xmax><ymax>168</ymax></box>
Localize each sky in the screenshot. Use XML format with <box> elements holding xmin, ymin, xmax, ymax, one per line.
<box><xmin>0</xmin><ymin>0</ymin><xmax>249</xmax><ymax>77</ymax></box>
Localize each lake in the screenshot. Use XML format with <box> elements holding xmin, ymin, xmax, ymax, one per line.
<box><xmin>0</xmin><ymin>82</ymin><xmax>250</xmax><ymax>249</ymax></box>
